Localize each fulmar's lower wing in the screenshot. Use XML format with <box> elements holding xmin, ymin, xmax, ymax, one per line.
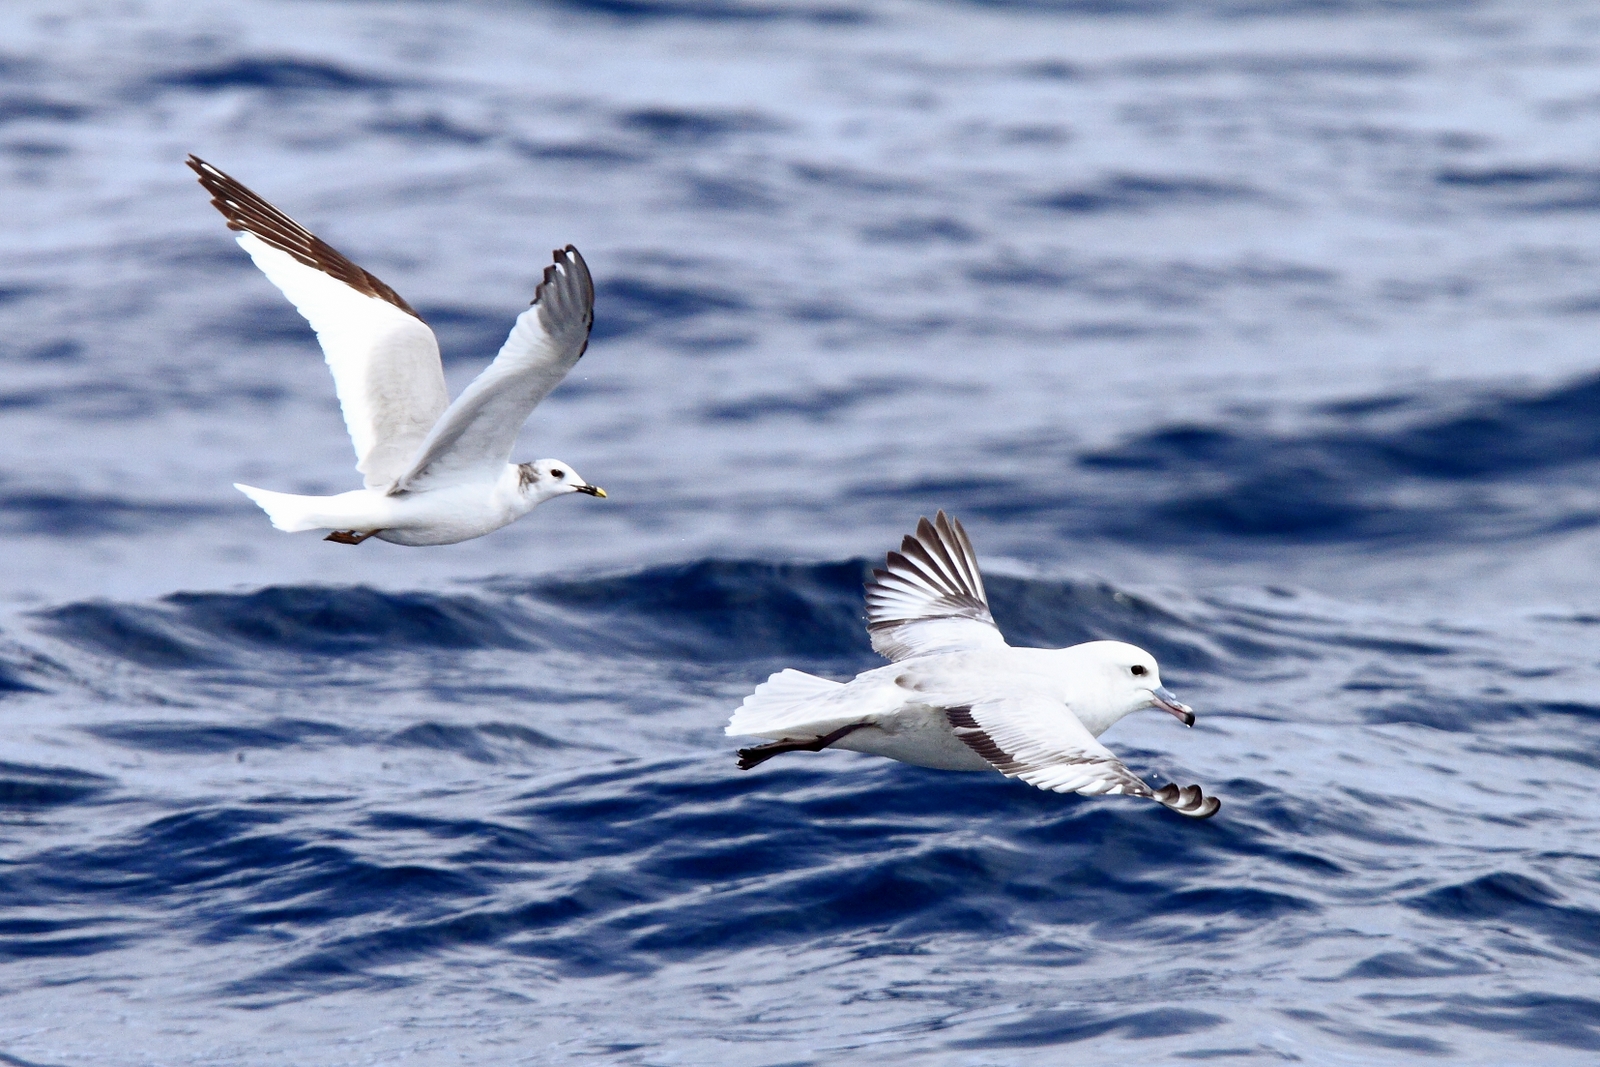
<box><xmin>946</xmin><ymin>696</ymin><xmax>1220</xmax><ymax>818</ymax></box>
<box><xmin>188</xmin><ymin>156</ymin><xmax>448</xmax><ymax>489</ymax></box>
<box><xmin>389</xmin><ymin>246</ymin><xmax>594</xmax><ymax>494</ymax></box>
<box><xmin>864</xmin><ymin>511</ymin><xmax>1009</xmax><ymax>661</ymax></box>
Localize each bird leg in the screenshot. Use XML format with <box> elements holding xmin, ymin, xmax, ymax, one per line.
<box><xmin>737</xmin><ymin>722</ymin><xmax>871</xmax><ymax>770</ymax></box>
<box><xmin>324</xmin><ymin>530</ymin><xmax>379</xmax><ymax>545</ymax></box>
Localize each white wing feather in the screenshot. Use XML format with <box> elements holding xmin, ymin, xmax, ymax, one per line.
<box><xmin>234</xmin><ymin>235</ymin><xmax>448</xmax><ymax>488</ymax></box>
<box><xmin>948</xmin><ymin>695</ymin><xmax>1220</xmax><ymax>817</ymax></box>
<box><xmin>391</xmin><ymin>246</ymin><xmax>594</xmax><ymax>493</ymax></box>
<box><xmin>189</xmin><ymin>156</ymin><xmax>449</xmax><ymax>489</ymax></box>
<box><xmin>864</xmin><ymin>511</ymin><xmax>1009</xmax><ymax>661</ymax></box>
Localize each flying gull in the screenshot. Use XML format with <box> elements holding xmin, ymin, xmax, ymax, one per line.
<box><xmin>188</xmin><ymin>155</ymin><xmax>604</xmax><ymax>546</ymax></box>
<box><xmin>728</xmin><ymin>512</ymin><xmax>1221</xmax><ymax>818</ymax></box>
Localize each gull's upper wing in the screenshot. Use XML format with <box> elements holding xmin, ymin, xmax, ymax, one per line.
<box><xmin>189</xmin><ymin>156</ymin><xmax>448</xmax><ymax>489</ymax></box>
<box><xmin>946</xmin><ymin>695</ymin><xmax>1220</xmax><ymax>818</ymax></box>
<box><xmin>389</xmin><ymin>246</ymin><xmax>593</xmax><ymax>493</ymax></box>
<box><xmin>864</xmin><ymin>511</ymin><xmax>1009</xmax><ymax>661</ymax></box>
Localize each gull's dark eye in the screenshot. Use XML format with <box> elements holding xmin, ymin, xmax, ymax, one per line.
<box><xmin>1131</xmin><ymin>664</ymin><xmax>1148</xmax><ymax>677</ymax></box>
<box><xmin>551</xmin><ymin>469</ymin><xmax>565</xmax><ymax>479</ymax></box>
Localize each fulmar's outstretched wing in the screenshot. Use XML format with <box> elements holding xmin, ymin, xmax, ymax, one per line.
<box><xmin>389</xmin><ymin>246</ymin><xmax>594</xmax><ymax>494</ymax></box>
<box><xmin>864</xmin><ymin>511</ymin><xmax>1009</xmax><ymax>661</ymax></box>
<box><xmin>946</xmin><ymin>696</ymin><xmax>1220</xmax><ymax>818</ymax></box>
<box><xmin>188</xmin><ymin>155</ymin><xmax>449</xmax><ymax>489</ymax></box>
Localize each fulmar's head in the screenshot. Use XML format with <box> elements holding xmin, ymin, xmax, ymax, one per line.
<box><xmin>1063</xmin><ymin>640</ymin><xmax>1196</xmax><ymax>733</ymax></box>
<box><xmin>517</xmin><ymin>460</ymin><xmax>606</xmax><ymax>502</ymax></box>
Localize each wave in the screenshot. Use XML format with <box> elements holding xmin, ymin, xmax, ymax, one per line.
<box><xmin>0</xmin><ymin>758</ymin><xmax>1318</xmax><ymax>995</ymax></box>
<box><xmin>0</xmin><ymin>491</ymin><xmax>222</xmax><ymax>537</ymax></box>
<box><xmin>1034</xmin><ymin>173</ymin><xmax>1262</xmax><ymax>214</ymax></box>
<box><xmin>22</xmin><ymin>559</ymin><xmax>1317</xmax><ymax>680</ymax></box>
<box><xmin>1409</xmin><ymin>872</ymin><xmax>1600</xmax><ymax>960</ymax></box>
<box><xmin>1066</xmin><ymin>372</ymin><xmax>1600</xmax><ymax>544</ymax></box>
<box><xmin>1</xmin><ymin>562</ymin><xmax>1593</xmax><ymax>1058</ymax></box>
<box><xmin>962</xmin><ymin>0</ymin><xmax>1474</xmax><ymax>16</ymax></box>
<box><xmin>12</xmin><ymin>563</ymin><xmax>864</xmax><ymax>671</ymax></box>
<box><xmin>35</xmin><ymin>586</ymin><xmax>534</xmax><ymax>669</ymax></box>
<box><xmin>949</xmin><ymin>1007</ymin><xmax>1227</xmax><ymax>1049</ymax></box>
<box><xmin>552</xmin><ymin>0</ymin><xmax>868</xmax><ymax>22</ymax></box>
<box><xmin>150</xmin><ymin>57</ymin><xmax>403</xmax><ymax>93</ymax></box>
<box><xmin>1437</xmin><ymin>165</ymin><xmax>1600</xmax><ymax>213</ymax></box>
<box><xmin>591</xmin><ymin>276</ymin><xmax>749</xmax><ymax>341</ymax></box>
<box><xmin>0</xmin><ymin>760</ymin><xmax>112</xmax><ymax>808</ymax></box>
<box><xmin>0</xmin><ymin>96</ymin><xmax>87</xmax><ymax>124</ymax></box>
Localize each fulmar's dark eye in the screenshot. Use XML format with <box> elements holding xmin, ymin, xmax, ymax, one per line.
<box><xmin>1131</xmin><ymin>664</ymin><xmax>1148</xmax><ymax>677</ymax></box>
<box><xmin>551</xmin><ymin>469</ymin><xmax>565</xmax><ymax>479</ymax></box>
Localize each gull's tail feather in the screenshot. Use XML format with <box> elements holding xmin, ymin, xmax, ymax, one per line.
<box><xmin>726</xmin><ymin>669</ymin><xmax>845</xmax><ymax>736</ymax></box>
<box><xmin>234</xmin><ymin>483</ymin><xmax>341</xmax><ymax>533</ymax></box>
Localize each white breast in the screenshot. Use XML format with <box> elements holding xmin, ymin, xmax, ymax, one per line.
<box><xmin>373</xmin><ymin>479</ymin><xmax>527</xmax><ymax>545</ymax></box>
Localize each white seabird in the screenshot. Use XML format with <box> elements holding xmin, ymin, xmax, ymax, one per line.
<box><xmin>188</xmin><ymin>156</ymin><xmax>605</xmax><ymax>546</ymax></box>
<box><xmin>727</xmin><ymin>512</ymin><xmax>1221</xmax><ymax>818</ymax></box>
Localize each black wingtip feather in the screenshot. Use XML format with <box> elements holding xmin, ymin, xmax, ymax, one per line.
<box><xmin>530</xmin><ymin>246</ymin><xmax>595</xmax><ymax>359</ymax></box>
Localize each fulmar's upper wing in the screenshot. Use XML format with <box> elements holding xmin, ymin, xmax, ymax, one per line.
<box><xmin>946</xmin><ymin>695</ymin><xmax>1220</xmax><ymax>818</ymax></box>
<box><xmin>189</xmin><ymin>155</ymin><xmax>448</xmax><ymax>489</ymax></box>
<box><xmin>864</xmin><ymin>511</ymin><xmax>1009</xmax><ymax>661</ymax></box>
<box><xmin>389</xmin><ymin>246</ymin><xmax>594</xmax><ymax>494</ymax></box>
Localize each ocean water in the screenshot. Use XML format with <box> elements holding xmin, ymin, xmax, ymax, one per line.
<box><xmin>4</xmin><ymin>0</ymin><xmax>1600</xmax><ymax>1062</ymax></box>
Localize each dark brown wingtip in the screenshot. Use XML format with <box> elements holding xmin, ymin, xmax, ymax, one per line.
<box><xmin>185</xmin><ymin>155</ymin><xmax>421</xmax><ymax>320</ymax></box>
<box><xmin>1153</xmin><ymin>782</ymin><xmax>1221</xmax><ymax>819</ymax></box>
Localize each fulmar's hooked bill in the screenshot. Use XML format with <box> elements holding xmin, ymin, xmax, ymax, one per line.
<box><xmin>728</xmin><ymin>512</ymin><xmax>1221</xmax><ymax>818</ymax></box>
<box><xmin>188</xmin><ymin>156</ymin><xmax>604</xmax><ymax>547</ymax></box>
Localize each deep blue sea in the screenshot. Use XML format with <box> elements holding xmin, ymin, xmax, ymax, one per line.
<box><xmin>4</xmin><ymin>0</ymin><xmax>1600</xmax><ymax>1062</ymax></box>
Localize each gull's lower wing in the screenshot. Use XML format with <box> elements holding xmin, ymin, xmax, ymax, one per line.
<box><xmin>188</xmin><ymin>156</ymin><xmax>448</xmax><ymax>489</ymax></box>
<box><xmin>389</xmin><ymin>246</ymin><xmax>594</xmax><ymax>493</ymax></box>
<box><xmin>946</xmin><ymin>695</ymin><xmax>1220</xmax><ymax>818</ymax></box>
<box><xmin>865</xmin><ymin>511</ymin><xmax>1009</xmax><ymax>661</ymax></box>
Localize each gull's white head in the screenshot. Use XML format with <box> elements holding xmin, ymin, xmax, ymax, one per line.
<box><xmin>516</xmin><ymin>460</ymin><xmax>606</xmax><ymax>504</ymax></box>
<box><xmin>1060</xmin><ymin>639</ymin><xmax>1195</xmax><ymax>736</ymax></box>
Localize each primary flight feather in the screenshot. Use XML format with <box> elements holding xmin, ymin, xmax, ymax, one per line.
<box><xmin>188</xmin><ymin>155</ymin><xmax>604</xmax><ymax>546</ymax></box>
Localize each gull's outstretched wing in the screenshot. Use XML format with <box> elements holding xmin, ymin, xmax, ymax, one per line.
<box><xmin>389</xmin><ymin>246</ymin><xmax>593</xmax><ymax>494</ymax></box>
<box><xmin>189</xmin><ymin>156</ymin><xmax>448</xmax><ymax>489</ymax></box>
<box><xmin>864</xmin><ymin>511</ymin><xmax>1009</xmax><ymax>661</ymax></box>
<box><xmin>946</xmin><ymin>696</ymin><xmax>1220</xmax><ymax>818</ymax></box>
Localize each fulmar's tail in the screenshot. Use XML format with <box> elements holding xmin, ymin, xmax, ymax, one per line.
<box><xmin>726</xmin><ymin>669</ymin><xmax>846</xmax><ymax>737</ymax></box>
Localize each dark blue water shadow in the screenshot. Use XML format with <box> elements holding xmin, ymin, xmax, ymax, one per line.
<box><xmin>150</xmin><ymin>58</ymin><xmax>402</xmax><ymax>93</ymax></box>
